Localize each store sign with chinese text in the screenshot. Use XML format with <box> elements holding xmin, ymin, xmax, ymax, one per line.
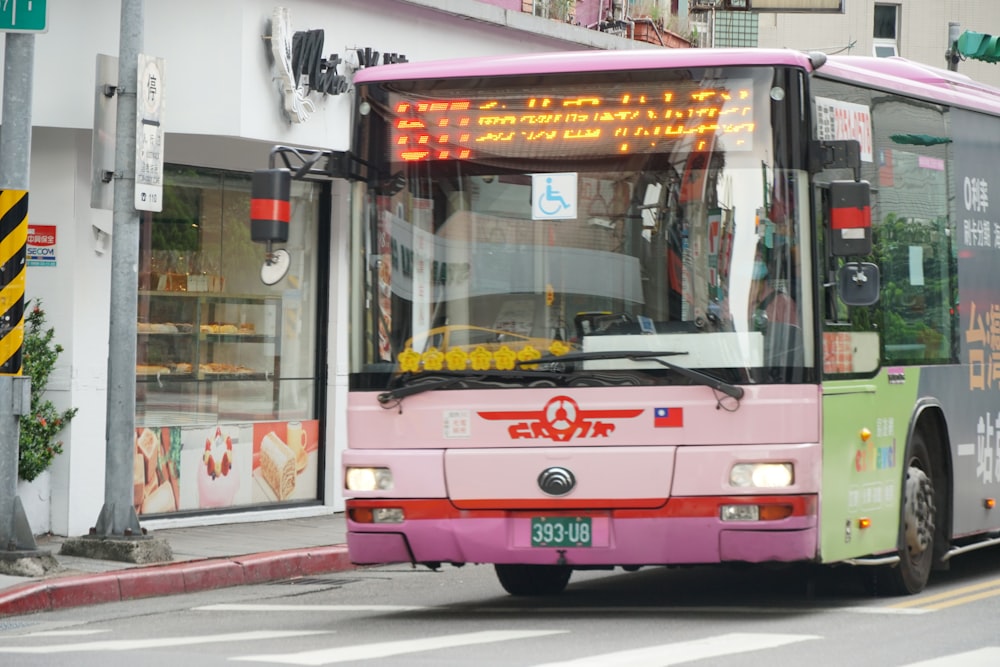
<box><xmin>27</xmin><ymin>224</ymin><xmax>56</xmax><ymax>267</ymax></box>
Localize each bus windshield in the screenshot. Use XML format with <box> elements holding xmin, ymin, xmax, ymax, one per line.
<box><xmin>351</xmin><ymin>65</ymin><xmax>814</xmax><ymax>385</ymax></box>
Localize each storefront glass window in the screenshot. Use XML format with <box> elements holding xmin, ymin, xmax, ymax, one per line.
<box><xmin>133</xmin><ymin>165</ymin><xmax>323</xmax><ymax>515</ymax></box>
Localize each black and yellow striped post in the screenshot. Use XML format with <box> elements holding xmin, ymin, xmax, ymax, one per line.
<box><xmin>0</xmin><ymin>189</ymin><xmax>26</xmax><ymax>376</ymax></box>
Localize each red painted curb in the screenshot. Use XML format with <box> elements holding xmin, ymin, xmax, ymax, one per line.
<box><xmin>0</xmin><ymin>545</ymin><xmax>353</xmax><ymax>617</ymax></box>
<box><xmin>236</xmin><ymin>546</ymin><xmax>356</xmax><ymax>583</ymax></box>
<box><xmin>0</xmin><ymin>582</ymin><xmax>52</xmax><ymax>616</ymax></box>
<box><xmin>181</xmin><ymin>560</ymin><xmax>247</xmax><ymax>592</ymax></box>
<box><xmin>237</xmin><ymin>551</ymin><xmax>309</xmax><ymax>584</ymax></box>
<box><xmin>48</xmin><ymin>575</ymin><xmax>121</xmax><ymax>610</ymax></box>
<box><xmin>117</xmin><ymin>566</ymin><xmax>187</xmax><ymax>601</ymax></box>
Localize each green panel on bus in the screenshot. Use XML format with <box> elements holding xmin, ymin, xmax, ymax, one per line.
<box><xmin>819</xmin><ymin>370</ymin><xmax>920</xmax><ymax>563</ymax></box>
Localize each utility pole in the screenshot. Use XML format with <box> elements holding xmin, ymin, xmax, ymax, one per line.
<box><xmin>94</xmin><ymin>0</ymin><xmax>144</xmax><ymax>539</ymax></box>
<box><xmin>59</xmin><ymin>0</ymin><xmax>170</xmax><ymax>563</ymax></box>
<box><xmin>0</xmin><ymin>30</ymin><xmax>44</xmax><ymax>562</ymax></box>
<box><xmin>946</xmin><ymin>21</ymin><xmax>961</xmax><ymax>71</ymax></box>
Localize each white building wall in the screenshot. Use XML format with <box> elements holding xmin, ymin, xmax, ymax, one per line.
<box><xmin>23</xmin><ymin>128</ymin><xmax>112</xmax><ymax>537</ymax></box>
<box><xmin>755</xmin><ymin>1</ymin><xmax>1000</xmax><ymax>89</ymax></box>
<box><xmin>5</xmin><ymin>0</ymin><xmax>643</xmax><ymax>536</ymax></box>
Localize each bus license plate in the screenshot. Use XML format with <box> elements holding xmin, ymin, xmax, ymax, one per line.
<box><xmin>531</xmin><ymin>517</ymin><xmax>592</xmax><ymax>547</ymax></box>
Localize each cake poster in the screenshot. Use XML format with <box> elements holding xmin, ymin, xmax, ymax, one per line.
<box><xmin>134</xmin><ymin>420</ymin><xmax>320</xmax><ymax>515</ymax></box>
<box><xmin>133</xmin><ymin>426</ymin><xmax>182</xmax><ymax>515</ymax></box>
<box><xmin>250</xmin><ymin>420</ymin><xmax>320</xmax><ymax>503</ymax></box>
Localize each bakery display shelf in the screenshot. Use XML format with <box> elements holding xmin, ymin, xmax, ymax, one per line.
<box><xmin>138</xmin><ymin>290</ymin><xmax>282</xmax><ymax>417</ymax></box>
<box><xmin>136</xmin><ymin>371</ymin><xmax>195</xmax><ymax>381</ymax></box>
<box><xmin>137</xmin><ymin>371</ymin><xmax>272</xmax><ymax>382</ymax></box>
<box><xmin>197</xmin><ymin>371</ymin><xmax>271</xmax><ymax>381</ymax></box>
<box><xmin>199</xmin><ymin>333</ymin><xmax>274</xmax><ymax>343</ymax></box>
<box><xmin>139</xmin><ymin>290</ymin><xmax>275</xmax><ymax>304</ymax></box>
<box><xmin>137</xmin><ymin>411</ymin><xmax>220</xmax><ymax>428</ymax></box>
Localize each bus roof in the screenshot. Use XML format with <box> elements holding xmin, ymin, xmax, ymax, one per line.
<box><xmin>352</xmin><ymin>47</ymin><xmax>814</xmax><ymax>82</ymax></box>
<box><xmin>353</xmin><ymin>47</ymin><xmax>1000</xmax><ymax>117</ymax></box>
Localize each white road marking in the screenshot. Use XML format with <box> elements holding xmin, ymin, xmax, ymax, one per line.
<box><xmin>903</xmin><ymin>647</ymin><xmax>1000</xmax><ymax>666</ymax></box>
<box><xmin>232</xmin><ymin>629</ymin><xmax>566</xmax><ymax>665</ymax></box>
<box><xmin>531</xmin><ymin>632</ymin><xmax>820</xmax><ymax>667</ymax></box>
<box><xmin>957</xmin><ymin>443</ymin><xmax>976</xmax><ymax>456</ymax></box>
<box><xmin>22</xmin><ymin>630</ymin><xmax>110</xmax><ymax>637</ymax></box>
<box><xmin>195</xmin><ymin>604</ymin><xmax>424</xmax><ymax>613</ymax></box>
<box><xmin>0</xmin><ymin>630</ymin><xmax>327</xmax><ymax>654</ymax></box>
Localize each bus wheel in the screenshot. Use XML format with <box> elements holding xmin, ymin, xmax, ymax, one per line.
<box><xmin>494</xmin><ymin>564</ymin><xmax>572</xmax><ymax>596</ymax></box>
<box><xmin>882</xmin><ymin>430</ymin><xmax>936</xmax><ymax>595</ymax></box>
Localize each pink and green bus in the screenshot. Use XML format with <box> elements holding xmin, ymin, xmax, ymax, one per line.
<box><xmin>340</xmin><ymin>47</ymin><xmax>1000</xmax><ymax>596</ymax></box>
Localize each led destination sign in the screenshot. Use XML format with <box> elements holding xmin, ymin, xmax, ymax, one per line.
<box><xmin>386</xmin><ymin>79</ymin><xmax>756</xmax><ymax>162</ymax></box>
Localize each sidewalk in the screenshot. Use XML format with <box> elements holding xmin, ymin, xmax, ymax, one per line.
<box><xmin>0</xmin><ymin>510</ymin><xmax>352</xmax><ymax>617</ymax></box>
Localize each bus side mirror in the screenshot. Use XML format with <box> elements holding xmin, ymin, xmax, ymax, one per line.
<box><xmin>837</xmin><ymin>262</ymin><xmax>880</xmax><ymax>307</ymax></box>
<box><xmin>828</xmin><ymin>180</ymin><xmax>872</xmax><ymax>256</ymax></box>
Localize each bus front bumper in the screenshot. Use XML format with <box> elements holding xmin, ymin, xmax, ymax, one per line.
<box><xmin>345</xmin><ymin>496</ymin><xmax>818</xmax><ymax>567</ymax></box>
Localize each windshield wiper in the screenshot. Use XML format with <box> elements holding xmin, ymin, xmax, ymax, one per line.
<box><xmin>377</xmin><ymin>374</ymin><xmax>486</xmax><ymax>404</ymax></box>
<box><xmin>518</xmin><ymin>350</ymin><xmax>745</xmax><ymax>400</ymax></box>
<box><xmin>376</xmin><ymin>371</ymin><xmax>566</xmax><ymax>405</ymax></box>
<box><xmin>377</xmin><ymin>351</ymin><xmax>744</xmax><ymax>406</ymax></box>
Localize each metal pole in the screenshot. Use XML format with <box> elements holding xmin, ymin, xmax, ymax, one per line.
<box><xmin>0</xmin><ymin>377</ymin><xmax>32</xmax><ymax>552</ymax></box>
<box><xmin>94</xmin><ymin>0</ymin><xmax>143</xmax><ymax>537</ymax></box>
<box><xmin>946</xmin><ymin>21</ymin><xmax>961</xmax><ymax>72</ymax></box>
<box><xmin>0</xmin><ymin>32</ymin><xmax>38</xmax><ymax>554</ymax></box>
<box><xmin>0</xmin><ymin>34</ymin><xmax>32</xmax><ymax>188</ymax></box>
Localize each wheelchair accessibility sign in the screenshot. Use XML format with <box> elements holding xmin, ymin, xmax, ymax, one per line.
<box><xmin>532</xmin><ymin>172</ymin><xmax>577</xmax><ymax>220</ymax></box>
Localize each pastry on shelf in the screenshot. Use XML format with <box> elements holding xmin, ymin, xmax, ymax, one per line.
<box><xmin>136</xmin><ymin>364</ymin><xmax>171</xmax><ymax>375</ymax></box>
<box><xmin>199</xmin><ymin>362</ymin><xmax>255</xmax><ymax>375</ymax></box>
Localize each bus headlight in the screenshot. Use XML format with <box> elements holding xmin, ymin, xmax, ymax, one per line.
<box><xmin>345</xmin><ymin>466</ymin><xmax>394</xmax><ymax>491</ymax></box>
<box><xmin>730</xmin><ymin>462</ymin><xmax>793</xmax><ymax>488</ymax></box>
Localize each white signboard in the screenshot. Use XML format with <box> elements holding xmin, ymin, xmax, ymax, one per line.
<box><xmin>532</xmin><ymin>172</ymin><xmax>578</xmax><ymax>220</ymax></box>
<box><xmin>135</xmin><ymin>54</ymin><xmax>165</xmax><ymax>212</ymax></box>
<box><xmin>814</xmin><ymin>96</ymin><xmax>873</xmax><ymax>163</ymax></box>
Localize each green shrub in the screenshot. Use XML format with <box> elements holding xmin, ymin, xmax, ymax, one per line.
<box><xmin>18</xmin><ymin>301</ymin><xmax>77</xmax><ymax>482</ymax></box>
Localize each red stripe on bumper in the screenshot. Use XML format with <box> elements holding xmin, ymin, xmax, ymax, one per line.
<box><xmin>347</xmin><ymin>495</ymin><xmax>817</xmax><ymax>521</ymax></box>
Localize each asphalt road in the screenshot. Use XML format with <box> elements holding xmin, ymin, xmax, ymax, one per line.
<box><xmin>2</xmin><ymin>548</ymin><xmax>1000</xmax><ymax>666</ymax></box>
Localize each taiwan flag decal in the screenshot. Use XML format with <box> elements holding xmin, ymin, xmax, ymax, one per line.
<box><xmin>653</xmin><ymin>407</ymin><xmax>684</xmax><ymax>428</ymax></box>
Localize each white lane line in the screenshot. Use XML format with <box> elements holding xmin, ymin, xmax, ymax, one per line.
<box><xmin>832</xmin><ymin>606</ymin><xmax>927</xmax><ymax>615</ymax></box>
<box><xmin>0</xmin><ymin>630</ymin><xmax>327</xmax><ymax>654</ymax></box>
<box><xmin>531</xmin><ymin>632</ymin><xmax>820</xmax><ymax>667</ymax></box>
<box><xmin>22</xmin><ymin>630</ymin><xmax>110</xmax><ymax>637</ymax></box>
<box><xmin>232</xmin><ymin>630</ymin><xmax>566</xmax><ymax>665</ymax></box>
<box><xmin>195</xmin><ymin>604</ymin><xmax>425</xmax><ymax>613</ymax></box>
<box><xmin>903</xmin><ymin>647</ymin><xmax>1000</xmax><ymax>666</ymax></box>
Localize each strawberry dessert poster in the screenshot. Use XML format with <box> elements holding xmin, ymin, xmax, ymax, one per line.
<box><xmin>136</xmin><ymin>420</ymin><xmax>320</xmax><ymax>514</ymax></box>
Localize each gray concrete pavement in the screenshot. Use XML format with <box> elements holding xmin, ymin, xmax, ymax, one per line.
<box><xmin>0</xmin><ymin>510</ymin><xmax>352</xmax><ymax>616</ymax></box>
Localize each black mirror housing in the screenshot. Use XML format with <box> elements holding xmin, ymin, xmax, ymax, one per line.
<box><xmin>829</xmin><ymin>180</ymin><xmax>872</xmax><ymax>256</ymax></box>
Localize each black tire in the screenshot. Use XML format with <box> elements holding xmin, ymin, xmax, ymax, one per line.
<box><xmin>494</xmin><ymin>564</ymin><xmax>572</xmax><ymax>596</ymax></box>
<box><xmin>880</xmin><ymin>430</ymin><xmax>937</xmax><ymax>595</ymax></box>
